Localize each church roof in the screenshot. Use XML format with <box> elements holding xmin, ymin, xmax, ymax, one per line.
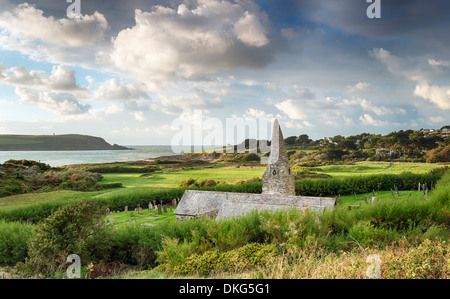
<box><xmin>174</xmin><ymin>190</ymin><xmax>336</xmax><ymax>220</ymax></box>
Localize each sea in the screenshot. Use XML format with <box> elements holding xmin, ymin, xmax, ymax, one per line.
<box><xmin>0</xmin><ymin>146</ymin><xmax>179</xmax><ymax>167</ymax></box>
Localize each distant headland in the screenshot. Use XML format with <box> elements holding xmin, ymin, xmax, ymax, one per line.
<box><xmin>0</xmin><ymin>134</ymin><xmax>133</xmax><ymax>151</ymax></box>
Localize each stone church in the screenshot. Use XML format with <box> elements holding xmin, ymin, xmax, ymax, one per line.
<box><xmin>174</xmin><ymin>120</ymin><xmax>335</xmax><ymax>221</ymax></box>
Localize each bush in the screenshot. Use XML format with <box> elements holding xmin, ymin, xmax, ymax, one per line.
<box><xmin>0</xmin><ymin>220</ymin><xmax>34</xmax><ymax>265</ymax></box>
<box><xmin>172</xmin><ymin>243</ymin><xmax>278</xmax><ymax>276</ymax></box>
<box><xmin>25</xmin><ymin>200</ymin><xmax>113</xmax><ymax>275</ymax></box>
<box><xmin>296</xmin><ymin>172</ymin><xmax>443</xmax><ymax>197</ymax></box>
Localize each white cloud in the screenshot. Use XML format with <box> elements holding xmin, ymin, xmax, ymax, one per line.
<box><xmin>359</xmin><ymin>114</ymin><xmax>386</xmax><ymax>126</ymax></box>
<box><xmin>233</xmin><ymin>11</ymin><xmax>269</xmax><ymax>47</ymax></box>
<box><xmin>0</xmin><ymin>3</ymin><xmax>107</xmax><ymax>47</ymax></box>
<box><xmin>429</xmin><ymin>116</ymin><xmax>445</xmax><ymax>123</ymax></box>
<box><xmin>0</xmin><ymin>64</ymin><xmax>83</xmax><ymax>91</ymax></box>
<box><xmin>369</xmin><ymin>48</ymin><xmax>426</xmax><ymax>81</ymax></box>
<box><xmin>332</xmin><ymin>97</ymin><xmax>406</xmax><ymax>116</ymax></box>
<box><xmin>109</xmin><ymin>0</ymin><xmax>271</xmax><ymax>82</ymax></box>
<box><xmin>414</xmin><ymin>82</ymin><xmax>450</xmax><ymax>110</ymax></box>
<box><xmin>428</xmin><ymin>58</ymin><xmax>450</xmax><ymax>67</ymax></box>
<box><xmin>15</xmin><ymin>87</ymin><xmax>90</xmax><ymax>115</ymax></box>
<box><xmin>347</xmin><ymin>82</ymin><xmax>370</xmax><ymax>93</ymax></box>
<box><xmin>152</xmin><ymin>89</ymin><xmax>223</xmax><ymax>115</ymax></box>
<box><xmin>0</xmin><ymin>3</ymin><xmax>109</xmax><ymax>68</ymax></box>
<box><xmin>130</xmin><ymin>111</ymin><xmax>146</xmax><ymax>122</ymax></box>
<box><xmin>91</xmin><ymin>78</ymin><xmax>150</xmax><ymax>101</ymax></box>
<box><xmin>274</xmin><ymin>99</ymin><xmax>307</xmax><ymax>120</ymax></box>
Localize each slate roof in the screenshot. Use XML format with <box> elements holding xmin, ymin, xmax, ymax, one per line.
<box><xmin>174</xmin><ymin>190</ymin><xmax>336</xmax><ymax>220</ymax></box>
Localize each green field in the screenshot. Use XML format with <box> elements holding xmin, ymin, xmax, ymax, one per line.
<box><xmin>100</xmin><ymin>164</ymin><xmax>266</xmax><ymax>189</ymax></box>
<box><xmin>106</xmin><ymin>206</ymin><xmax>176</xmax><ymax>228</ymax></box>
<box><xmin>0</xmin><ymin>190</ymin><xmax>107</xmax><ymax>209</ymax></box>
<box><xmin>0</xmin><ymin>161</ymin><xmax>444</xmax><ymax>212</ymax></box>
<box><xmin>320</xmin><ymin>161</ymin><xmax>443</xmax><ymax>178</ymax></box>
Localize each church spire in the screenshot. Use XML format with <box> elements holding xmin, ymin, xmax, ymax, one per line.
<box><xmin>262</xmin><ymin>119</ymin><xmax>295</xmax><ymax>196</ymax></box>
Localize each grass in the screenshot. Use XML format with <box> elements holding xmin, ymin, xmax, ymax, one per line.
<box><xmin>0</xmin><ymin>190</ymin><xmax>107</xmax><ymax>209</ymax></box>
<box><xmin>101</xmin><ymin>164</ymin><xmax>266</xmax><ymax>189</ymax></box>
<box><xmin>338</xmin><ymin>190</ymin><xmax>431</xmax><ymax>205</ymax></box>
<box><xmin>320</xmin><ymin>161</ymin><xmax>443</xmax><ymax>178</ymax></box>
<box><xmin>106</xmin><ymin>206</ymin><xmax>176</xmax><ymax>228</ymax></box>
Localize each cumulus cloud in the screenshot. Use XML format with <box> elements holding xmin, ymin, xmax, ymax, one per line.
<box><xmin>338</xmin><ymin>98</ymin><xmax>406</xmax><ymax>116</ymax></box>
<box><xmin>428</xmin><ymin>59</ymin><xmax>450</xmax><ymax>68</ymax></box>
<box><xmin>359</xmin><ymin>113</ymin><xmax>386</xmax><ymax>126</ymax></box>
<box><xmin>91</xmin><ymin>78</ymin><xmax>150</xmax><ymax>101</ymax></box>
<box><xmin>151</xmin><ymin>89</ymin><xmax>223</xmax><ymax>115</ymax></box>
<box><xmin>347</xmin><ymin>82</ymin><xmax>370</xmax><ymax>93</ymax></box>
<box><xmin>414</xmin><ymin>83</ymin><xmax>450</xmax><ymax>110</ymax></box>
<box><xmin>0</xmin><ymin>3</ymin><xmax>109</xmax><ymax>67</ymax></box>
<box><xmin>369</xmin><ymin>48</ymin><xmax>427</xmax><ymax>82</ymax></box>
<box><xmin>0</xmin><ymin>64</ymin><xmax>83</xmax><ymax>91</ymax></box>
<box><xmin>0</xmin><ymin>3</ymin><xmax>107</xmax><ymax>47</ymax></box>
<box><xmin>109</xmin><ymin>0</ymin><xmax>272</xmax><ymax>82</ymax></box>
<box><xmin>274</xmin><ymin>99</ymin><xmax>307</xmax><ymax>120</ymax></box>
<box><xmin>15</xmin><ymin>87</ymin><xmax>90</xmax><ymax>115</ymax></box>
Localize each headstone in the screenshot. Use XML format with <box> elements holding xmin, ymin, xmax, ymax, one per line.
<box><xmin>109</xmin><ymin>213</ymin><xmax>114</xmax><ymax>222</ymax></box>
<box><xmin>157</xmin><ymin>204</ymin><xmax>162</xmax><ymax>215</ymax></box>
<box><xmin>124</xmin><ymin>206</ymin><xmax>128</xmax><ymax>212</ymax></box>
<box><xmin>130</xmin><ymin>211</ymin><xmax>134</xmax><ymax>217</ymax></box>
<box><xmin>370</xmin><ymin>196</ymin><xmax>375</xmax><ymax>204</ymax></box>
<box><xmin>151</xmin><ymin>212</ymin><xmax>155</xmax><ymax>217</ymax></box>
<box><xmin>27</xmin><ymin>218</ymin><xmax>33</xmax><ymax>225</ymax></box>
<box><xmin>163</xmin><ymin>205</ymin><xmax>167</xmax><ymax>213</ymax></box>
<box><xmin>172</xmin><ymin>198</ymin><xmax>177</xmax><ymax>207</ymax></box>
<box><xmin>138</xmin><ymin>207</ymin><xmax>142</xmax><ymax>215</ymax></box>
<box><xmin>148</xmin><ymin>203</ymin><xmax>152</xmax><ymax>211</ymax></box>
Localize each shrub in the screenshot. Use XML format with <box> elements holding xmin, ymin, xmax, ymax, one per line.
<box><xmin>89</xmin><ymin>261</ymin><xmax>128</xmax><ymax>279</ymax></box>
<box><xmin>383</xmin><ymin>239</ymin><xmax>449</xmax><ymax>279</ymax></box>
<box><xmin>0</xmin><ymin>220</ymin><xmax>34</xmax><ymax>265</ymax></box>
<box><xmin>25</xmin><ymin>200</ymin><xmax>113</xmax><ymax>275</ymax></box>
<box><xmin>173</xmin><ymin>243</ymin><xmax>278</xmax><ymax>276</ymax></box>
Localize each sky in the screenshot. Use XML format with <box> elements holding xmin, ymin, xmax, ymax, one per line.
<box><xmin>0</xmin><ymin>0</ymin><xmax>449</xmax><ymax>146</ymax></box>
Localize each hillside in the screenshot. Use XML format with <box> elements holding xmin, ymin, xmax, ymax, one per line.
<box><xmin>0</xmin><ymin>134</ymin><xmax>132</xmax><ymax>151</ymax></box>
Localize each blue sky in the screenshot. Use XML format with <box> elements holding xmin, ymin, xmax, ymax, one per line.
<box><xmin>0</xmin><ymin>0</ymin><xmax>449</xmax><ymax>145</ymax></box>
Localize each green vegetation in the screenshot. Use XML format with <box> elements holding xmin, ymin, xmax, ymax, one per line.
<box><xmin>0</xmin><ymin>147</ymin><xmax>448</xmax><ymax>278</ymax></box>
<box><xmin>0</xmin><ymin>134</ymin><xmax>131</xmax><ymax>151</ymax></box>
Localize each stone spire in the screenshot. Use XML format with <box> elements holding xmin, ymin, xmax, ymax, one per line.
<box><xmin>262</xmin><ymin>119</ymin><xmax>295</xmax><ymax>196</ymax></box>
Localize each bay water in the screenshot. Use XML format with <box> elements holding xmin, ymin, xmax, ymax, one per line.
<box><xmin>0</xmin><ymin>146</ymin><xmax>178</xmax><ymax>167</ymax></box>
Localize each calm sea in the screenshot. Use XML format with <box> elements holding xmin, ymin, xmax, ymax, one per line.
<box><xmin>0</xmin><ymin>146</ymin><xmax>178</xmax><ymax>167</ymax></box>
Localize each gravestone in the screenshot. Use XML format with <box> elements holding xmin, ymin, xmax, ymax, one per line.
<box><xmin>138</xmin><ymin>207</ymin><xmax>142</xmax><ymax>215</ymax></box>
<box><xmin>27</xmin><ymin>219</ymin><xmax>33</xmax><ymax>225</ymax></box>
<box><xmin>130</xmin><ymin>211</ymin><xmax>134</xmax><ymax>217</ymax></box>
<box><xmin>172</xmin><ymin>198</ymin><xmax>177</xmax><ymax>207</ymax></box>
<box><xmin>163</xmin><ymin>205</ymin><xmax>167</xmax><ymax>213</ymax></box>
<box><xmin>124</xmin><ymin>206</ymin><xmax>128</xmax><ymax>212</ymax></box>
<box><xmin>151</xmin><ymin>212</ymin><xmax>155</xmax><ymax>217</ymax></box>
<box><xmin>157</xmin><ymin>204</ymin><xmax>162</xmax><ymax>215</ymax></box>
<box><xmin>148</xmin><ymin>203</ymin><xmax>152</xmax><ymax>211</ymax></box>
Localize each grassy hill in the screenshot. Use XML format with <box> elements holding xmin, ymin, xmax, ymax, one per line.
<box><xmin>0</xmin><ymin>134</ymin><xmax>132</xmax><ymax>151</ymax></box>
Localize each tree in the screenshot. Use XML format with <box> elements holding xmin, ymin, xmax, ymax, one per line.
<box><xmin>297</xmin><ymin>134</ymin><xmax>312</xmax><ymax>146</ymax></box>
<box><xmin>25</xmin><ymin>200</ymin><xmax>113</xmax><ymax>275</ymax></box>
<box><xmin>285</xmin><ymin>136</ymin><xmax>298</xmax><ymax>145</ymax></box>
